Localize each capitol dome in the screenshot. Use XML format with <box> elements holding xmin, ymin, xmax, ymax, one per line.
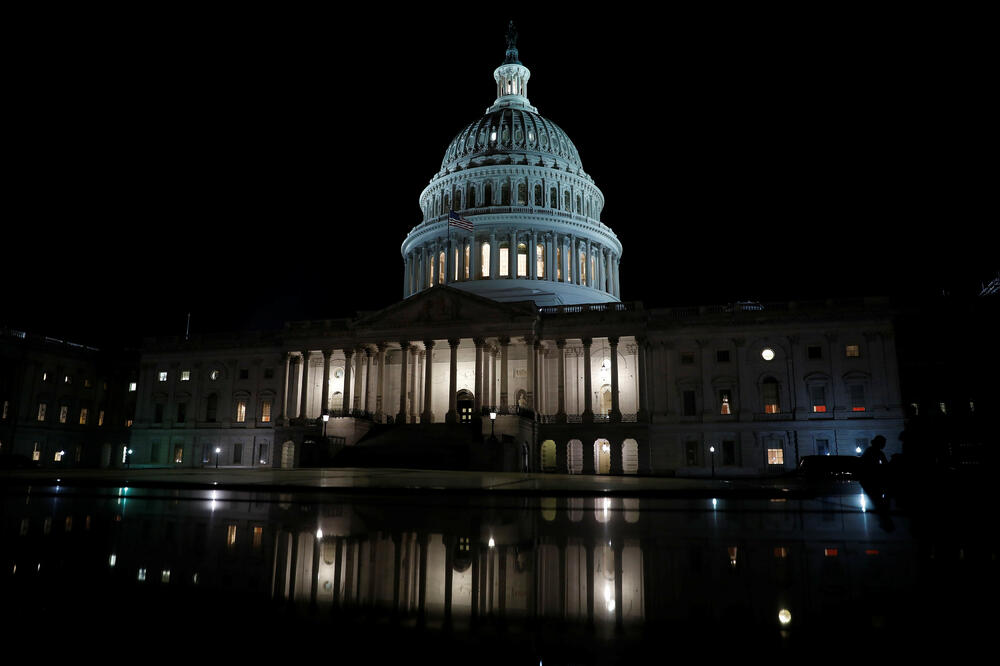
<box><xmin>401</xmin><ymin>25</ymin><xmax>622</xmax><ymax>307</ymax></box>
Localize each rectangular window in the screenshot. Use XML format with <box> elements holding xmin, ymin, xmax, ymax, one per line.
<box><xmin>158</xmin><ymin>371</ymin><xmax>167</xmax><ymax>382</ymax></box>
<box><xmin>236</xmin><ymin>400</ymin><xmax>247</xmax><ymax>423</ymax></box>
<box><xmin>233</xmin><ymin>442</ymin><xmax>242</xmax><ymax>465</ymax></box>
<box><xmin>261</xmin><ymin>400</ymin><xmax>272</xmax><ymax>423</ymax></box>
<box><xmin>763</xmin><ymin>382</ymin><xmax>780</xmax><ymax>413</ymax></box>
<box><xmin>227</xmin><ymin>524</ymin><xmax>237</xmax><ymax>547</ymax></box>
<box><xmin>79</xmin><ymin>408</ymin><xmax>89</xmax><ymax>425</ymax></box>
<box><xmin>716</xmin><ymin>350</ymin><xmax>730</xmax><ymax>363</ymax></box>
<box><xmin>98</xmin><ymin>410</ymin><xmax>105</xmax><ymax>426</ymax></box>
<box><xmin>685</xmin><ymin>441</ymin><xmax>700</xmax><ymax>466</ymax></box>
<box><xmin>174</xmin><ymin>446</ymin><xmax>183</xmax><ymax>464</ymax></box>
<box><xmin>850</xmin><ymin>384</ymin><xmax>866</xmax><ymax>411</ymax></box>
<box><xmin>810</xmin><ymin>385</ymin><xmax>827</xmax><ymax>413</ymax></box>
<box><xmin>54</xmin><ymin>450</ymin><xmax>63</xmax><ymax>462</ymax></box>
<box><xmin>816</xmin><ymin>438</ymin><xmax>830</xmax><ymax>456</ymax></box>
<box><xmin>37</xmin><ymin>403</ymin><xmax>47</xmax><ymax>422</ymax></box>
<box><xmin>767</xmin><ymin>447</ymin><xmax>784</xmax><ymax>465</ymax></box>
<box><xmin>680</xmin><ymin>352</ymin><xmax>695</xmax><ymax>365</ymax></box>
<box><xmin>722</xmin><ymin>440</ymin><xmax>736</xmax><ymax>466</ymax></box>
<box><xmin>181</xmin><ymin>370</ymin><xmax>190</xmax><ymax>381</ymax></box>
<box><xmin>683</xmin><ymin>390</ymin><xmax>697</xmax><ymax>416</ymax></box>
<box><xmin>128</xmin><ymin>382</ymin><xmax>136</xmax><ymax>392</ymax></box>
<box><xmin>807</xmin><ymin>345</ymin><xmax>823</xmax><ymax>360</ymax></box>
<box><xmin>536</xmin><ymin>244</ymin><xmax>544</xmax><ymax>279</ymax></box>
<box><xmin>177</xmin><ymin>403</ymin><xmax>186</xmax><ymax>423</ymax></box>
<box><xmin>499</xmin><ymin>246</ymin><xmax>509</xmax><ymax>277</ymax></box>
<box><xmin>154</xmin><ymin>403</ymin><xmax>164</xmax><ymax>423</ymax></box>
<box><xmin>59</xmin><ymin>405</ymin><xmax>68</xmax><ymax>424</ymax></box>
<box><xmin>253</xmin><ymin>526</ymin><xmax>263</xmax><ymax>549</ymax></box>
<box><xmin>556</xmin><ymin>247</ymin><xmax>561</xmax><ymax>280</ymax></box>
<box><xmin>845</xmin><ymin>344</ymin><xmax>860</xmax><ymax>358</ymax></box>
<box><xmin>32</xmin><ymin>442</ymin><xmax>41</xmax><ymax>461</ymax></box>
<box><xmin>719</xmin><ymin>389</ymin><xmax>732</xmax><ymax>415</ymax></box>
<box><xmin>517</xmin><ymin>247</ymin><xmax>527</xmax><ymax>277</ymax></box>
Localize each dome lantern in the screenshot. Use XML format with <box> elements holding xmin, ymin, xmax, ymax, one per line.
<box><xmin>489</xmin><ymin>22</ymin><xmax>536</xmax><ymax>114</ymax></box>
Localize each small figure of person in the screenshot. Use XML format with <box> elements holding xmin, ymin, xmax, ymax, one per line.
<box><xmin>861</xmin><ymin>435</ymin><xmax>888</xmax><ymax>469</ymax></box>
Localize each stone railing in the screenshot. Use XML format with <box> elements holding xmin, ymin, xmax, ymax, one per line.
<box><xmin>538</xmin><ymin>302</ymin><xmax>637</xmax><ymax>315</ymax></box>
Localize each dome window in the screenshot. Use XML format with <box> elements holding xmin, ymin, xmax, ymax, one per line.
<box><xmin>528</xmin><ymin>130</ymin><xmax>535</xmax><ymax>144</ymax></box>
<box><xmin>490</xmin><ymin>130</ymin><xmax>497</xmax><ymax>142</ymax></box>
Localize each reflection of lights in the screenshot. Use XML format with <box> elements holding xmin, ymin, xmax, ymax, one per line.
<box><xmin>137</xmin><ymin>568</ymin><xmax>146</xmax><ymax>581</ymax></box>
<box><xmin>316</xmin><ymin>528</ymin><xmax>323</xmax><ymax>540</ymax></box>
<box><xmin>779</xmin><ymin>609</ymin><xmax>792</xmax><ymax>625</ymax></box>
<box><xmin>210</xmin><ymin>490</ymin><xmax>218</xmax><ymax>511</ymax></box>
<box><xmin>604</xmin><ymin>583</ymin><xmax>615</xmax><ymax>613</ymax></box>
<box><xmin>488</xmin><ymin>537</ymin><xmax>495</xmax><ymax>548</ymax></box>
<box><xmin>712</xmin><ymin>498</ymin><xmax>718</xmax><ymax>509</ymax></box>
<box><xmin>602</xmin><ymin>497</ymin><xmax>611</xmax><ymax>519</ymax></box>
<box><xmin>860</xmin><ymin>493</ymin><xmax>867</xmax><ymax>513</ymax></box>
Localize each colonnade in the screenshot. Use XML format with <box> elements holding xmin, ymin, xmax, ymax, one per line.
<box><xmin>403</xmin><ymin>230</ymin><xmax>620</xmax><ymax>299</ymax></box>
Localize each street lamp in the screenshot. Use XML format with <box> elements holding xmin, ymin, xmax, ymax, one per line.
<box><xmin>126</xmin><ymin>448</ymin><xmax>133</xmax><ymax>470</ymax></box>
<box><xmin>214</xmin><ymin>446</ymin><xmax>221</xmax><ymax>469</ymax></box>
<box><xmin>489</xmin><ymin>410</ymin><xmax>497</xmax><ymax>440</ymax></box>
<box><xmin>709</xmin><ymin>445</ymin><xmax>716</xmax><ymax>479</ymax></box>
<box><xmin>322</xmin><ymin>412</ymin><xmax>329</xmax><ymax>437</ymax></box>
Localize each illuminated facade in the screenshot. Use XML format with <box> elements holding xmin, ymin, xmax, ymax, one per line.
<box><xmin>121</xmin><ymin>29</ymin><xmax>905</xmax><ymax>475</ymax></box>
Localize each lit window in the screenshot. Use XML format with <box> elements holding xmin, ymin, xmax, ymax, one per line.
<box><xmin>910</xmin><ymin>403</ymin><xmax>919</xmax><ymax>416</ymax></box>
<box><xmin>158</xmin><ymin>371</ymin><xmax>167</xmax><ymax>382</ymax></box>
<box><xmin>517</xmin><ymin>243</ymin><xmax>527</xmax><ymax>277</ymax></box>
<box><xmin>37</xmin><ymin>403</ymin><xmax>47</xmax><ymax>421</ymax></box>
<box><xmin>79</xmin><ymin>408</ymin><xmax>88</xmax><ymax>425</ymax></box>
<box><xmin>849</xmin><ymin>384</ymin><xmax>866</xmax><ymax>412</ymax></box>
<box><xmin>236</xmin><ymin>400</ymin><xmax>247</xmax><ymax>423</ymax></box>
<box><xmin>719</xmin><ymin>390</ymin><xmax>732</xmax><ymax>415</ymax></box>
<box><xmin>32</xmin><ymin>442</ymin><xmax>41</xmax><ymax>461</ymax></box>
<box><xmin>227</xmin><ymin>524</ymin><xmax>237</xmax><ymax>547</ymax></box>
<box><xmin>939</xmin><ymin>401</ymin><xmax>947</xmax><ymax>414</ymax></box>
<box><xmin>810</xmin><ymin>385</ymin><xmax>826</xmax><ymax>413</ymax></box>
<box><xmin>53</xmin><ymin>450</ymin><xmax>63</xmax><ymax>462</ymax></box>
<box><xmin>98</xmin><ymin>410</ymin><xmax>104</xmax><ymax>426</ymax></box>
<box><xmin>42</xmin><ymin>371</ymin><xmax>48</xmax><ymax>381</ymax></box>
<box><xmin>536</xmin><ymin>243</ymin><xmax>544</xmax><ymax>279</ymax></box>
<box><xmin>761</xmin><ymin>348</ymin><xmax>775</xmax><ymax>361</ymax></box>
<box><xmin>774</xmin><ymin>547</ymin><xmax>788</xmax><ymax>559</ymax></box>
<box><xmin>59</xmin><ymin>405</ymin><xmax>68</xmax><ymax>423</ymax></box>
<box><xmin>64</xmin><ymin>375</ymin><xmax>71</xmax><ymax>384</ymax></box>
<box><xmin>762</xmin><ymin>378</ymin><xmax>780</xmax><ymax>413</ymax></box>
<box><xmin>210</xmin><ymin>370</ymin><xmax>219</xmax><ymax>381</ymax></box>
<box><xmin>161</xmin><ymin>570</ymin><xmax>170</xmax><ymax>583</ymax></box>
<box><xmin>253</xmin><ymin>526</ymin><xmax>263</xmax><ymax>548</ymax></box>
<box><xmin>138</xmin><ymin>568</ymin><xmax>146</xmax><ymax>581</ymax></box>
<box><xmin>464</xmin><ymin>245</ymin><xmax>471</xmax><ymax>279</ymax></box>
<box><xmin>84</xmin><ymin>379</ymin><xmax>91</xmax><ymax>388</ymax></box>
<box><xmin>128</xmin><ymin>382</ymin><xmax>136</xmax><ymax>392</ymax></box>
<box><xmin>173</xmin><ymin>446</ymin><xmax>183</xmax><ymax>463</ymax></box>
<box><xmin>499</xmin><ymin>245</ymin><xmax>509</xmax><ymax>277</ymax></box>
<box><xmin>259</xmin><ymin>443</ymin><xmax>268</xmax><ymax>464</ymax></box>
<box><xmin>767</xmin><ymin>448</ymin><xmax>784</xmax><ymax>465</ymax></box>
<box><xmin>126</xmin><ymin>419</ymin><xmax>133</xmax><ymax>427</ymax></box>
<box><xmin>824</xmin><ymin>548</ymin><xmax>838</xmax><ymax>557</ymax></box>
<box><xmin>181</xmin><ymin>370</ymin><xmax>190</xmax><ymax>381</ymax></box>
<box><xmin>261</xmin><ymin>400</ymin><xmax>272</xmax><ymax>423</ymax></box>
<box><xmin>816</xmin><ymin>439</ymin><xmax>831</xmax><ymax>456</ymax></box>
<box><xmin>845</xmin><ymin>344</ymin><xmax>860</xmax><ymax>358</ymax></box>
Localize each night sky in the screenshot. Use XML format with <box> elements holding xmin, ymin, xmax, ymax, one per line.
<box><xmin>5</xmin><ymin>8</ymin><xmax>994</xmax><ymax>348</ymax></box>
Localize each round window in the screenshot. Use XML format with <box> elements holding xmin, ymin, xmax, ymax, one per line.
<box><xmin>334</xmin><ymin>368</ymin><xmax>344</xmax><ymax>379</ymax></box>
<box><xmin>761</xmin><ymin>348</ymin><xmax>775</xmax><ymax>361</ymax></box>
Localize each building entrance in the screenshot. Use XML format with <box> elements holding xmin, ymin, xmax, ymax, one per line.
<box><xmin>457</xmin><ymin>389</ymin><xmax>475</xmax><ymax>423</ymax></box>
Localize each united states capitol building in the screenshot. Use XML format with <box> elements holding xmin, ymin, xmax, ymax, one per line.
<box><xmin>124</xmin><ymin>28</ymin><xmax>905</xmax><ymax>476</ymax></box>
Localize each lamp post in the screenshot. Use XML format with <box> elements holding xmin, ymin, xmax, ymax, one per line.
<box><xmin>215</xmin><ymin>446</ymin><xmax>221</xmax><ymax>469</ymax></box>
<box><xmin>709</xmin><ymin>445</ymin><xmax>716</xmax><ymax>479</ymax></box>
<box><xmin>322</xmin><ymin>412</ymin><xmax>329</xmax><ymax>437</ymax></box>
<box><xmin>125</xmin><ymin>449</ymin><xmax>133</xmax><ymax>470</ymax></box>
<box><xmin>489</xmin><ymin>409</ymin><xmax>497</xmax><ymax>441</ymax></box>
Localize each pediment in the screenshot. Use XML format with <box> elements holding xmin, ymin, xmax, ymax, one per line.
<box><xmin>352</xmin><ymin>286</ymin><xmax>536</xmax><ymax>332</ymax></box>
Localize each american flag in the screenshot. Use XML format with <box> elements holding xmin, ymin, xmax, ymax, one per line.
<box><xmin>448</xmin><ymin>209</ymin><xmax>473</xmax><ymax>231</ymax></box>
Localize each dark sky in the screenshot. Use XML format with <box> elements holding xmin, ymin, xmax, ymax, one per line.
<box><xmin>5</xmin><ymin>8</ymin><xmax>994</xmax><ymax>348</ymax></box>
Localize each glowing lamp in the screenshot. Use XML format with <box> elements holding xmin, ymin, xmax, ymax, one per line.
<box><xmin>779</xmin><ymin>609</ymin><xmax>792</xmax><ymax>625</ymax></box>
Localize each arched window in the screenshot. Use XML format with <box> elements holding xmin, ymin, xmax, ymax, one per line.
<box><xmin>623</xmin><ymin>439</ymin><xmax>638</xmax><ymax>474</ymax></box>
<box><xmin>564</xmin><ymin>191</ymin><xmax>571</xmax><ymax>211</ymax></box>
<box><xmin>556</xmin><ymin>246</ymin><xmax>562</xmax><ymax>281</ymax></box>
<box><xmin>579</xmin><ymin>251</ymin><xmax>587</xmax><ymax>284</ymax></box>
<box><xmin>485</xmin><ymin>182</ymin><xmax>493</xmax><ymax>205</ymax></box>
<box><xmin>438</xmin><ymin>251</ymin><xmax>446</xmax><ymax>284</ymax></box>
<box><xmin>501</xmin><ymin>182</ymin><xmax>511</xmax><ymax>206</ymax></box>
<box><xmin>467</xmin><ymin>185</ymin><xmax>476</xmax><ymax>208</ymax></box>
<box><xmin>443</xmin><ymin>194</ymin><xmax>449</xmax><ymax>211</ymax></box>
<box><xmin>536</xmin><ymin>243</ymin><xmax>545</xmax><ymax>279</ymax></box>
<box><xmin>762</xmin><ymin>377</ymin><xmax>780</xmax><ymax>413</ymax></box>
<box><xmin>541</xmin><ymin>440</ymin><xmax>556</xmax><ymax>472</ymax></box>
<box><xmin>576</xmin><ymin>195</ymin><xmax>582</xmax><ymax>213</ymax></box>
<box><xmin>534</xmin><ymin>184</ymin><xmax>542</xmax><ymax>206</ymax></box>
<box><xmin>499</xmin><ymin>242</ymin><xmax>510</xmax><ymax>277</ymax></box>
<box><xmin>550</xmin><ymin>187</ymin><xmax>558</xmax><ymax>208</ymax></box>
<box><xmin>568</xmin><ymin>439</ymin><xmax>583</xmax><ymax>474</ymax></box>
<box><xmin>517</xmin><ymin>183</ymin><xmax>527</xmax><ymax>205</ymax></box>
<box><xmin>481</xmin><ymin>242</ymin><xmax>490</xmax><ymax>277</ymax></box>
<box><xmin>517</xmin><ymin>242</ymin><xmax>527</xmax><ymax>277</ymax></box>
<box><xmin>594</xmin><ymin>438</ymin><xmax>611</xmax><ymax>474</ymax></box>
<box><xmin>454</xmin><ymin>189</ymin><xmax>462</xmax><ymax>209</ymax></box>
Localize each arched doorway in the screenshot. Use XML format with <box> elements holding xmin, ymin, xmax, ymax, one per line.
<box><xmin>567</xmin><ymin>439</ymin><xmax>583</xmax><ymax>474</ymax></box>
<box><xmin>601</xmin><ymin>386</ymin><xmax>612</xmax><ymax>415</ymax></box>
<box><xmin>594</xmin><ymin>438</ymin><xmax>611</xmax><ymax>474</ymax></box>
<box><xmin>280</xmin><ymin>441</ymin><xmax>295</xmax><ymax>470</ymax></box>
<box><xmin>457</xmin><ymin>389</ymin><xmax>475</xmax><ymax>423</ymax></box>
<box><xmin>541</xmin><ymin>439</ymin><xmax>556</xmax><ymax>471</ymax></box>
<box><xmin>623</xmin><ymin>439</ymin><xmax>638</xmax><ymax>475</ymax></box>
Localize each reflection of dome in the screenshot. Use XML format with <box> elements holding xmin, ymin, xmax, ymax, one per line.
<box><xmin>401</xmin><ymin>25</ymin><xmax>623</xmax><ymax>308</ymax></box>
<box><xmin>440</xmin><ymin>109</ymin><xmax>583</xmax><ymax>174</ymax></box>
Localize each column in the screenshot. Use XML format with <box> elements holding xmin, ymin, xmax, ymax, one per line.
<box><xmin>472</xmin><ymin>235</ymin><xmax>480</xmax><ymax>280</ymax></box>
<box><xmin>299</xmin><ymin>350</ymin><xmax>310</xmax><ymax>419</ymax></box>
<box><xmin>321</xmin><ymin>350</ymin><xmax>332</xmax><ymax>416</ymax></box>
<box><xmin>561</xmin><ymin>236</ymin><xmax>570</xmax><ymax>283</ymax></box>
<box><xmin>403</xmin><ymin>254</ymin><xmax>411</xmax><ymax>298</ymax></box>
<box><xmin>342</xmin><ymin>348</ymin><xmax>354</xmax><ymax>417</ymax></box>
<box><xmin>458</xmin><ymin>238</ymin><xmax>466</xmax><ymax>281</ymax></box>
<box><xmin>447</xmin><ymin>339</ymin><xmax>459</xmax><ymax>423</ymax></box>
<box><xmin>530</xmin><ymin>231</ymin><xmax>538</xmax><ymax>279</ymax></box>
<box><xmin>474</xmin><ymin>338</ymin><xmax>485</xmax><ymax>412</ymax></box>
<box><xmin>354</xmin><ymin>348</ymin><xmax>364</xmax><ymax>413</ymax></box>
<box><xmin>609</xmin><ymin>337</ymin><xmax>621</xmax><ymax>422</ymax></box>
<box><xmin>547</xmin><ymin>234</ymin><xmax>556</xmax><ymax>282</ymax></box>
<box><xmin>508</xmin><ymin>229</ymin><xmax>516</xmax><ymax>279</ymax></box>
<box><xmin>582</xmin><ymin>337</ymin><xmax>594</xmax><ymax>423</ymax></box>
<box><xmin>525</xmin><ymin>335</ymin><xmax>535</xmax><ymax>412</ymax></box>
<box><xmin>410</xmin><ymin>350</ymin><xmax>419</xmax><ymax>423</ymax></box>
<box><xmin>375</xmin><ymin>342</ymin><xmax>386</xmax><ymax>422</ymax></box>
<box><xmin>489</xmin><ymin>345</ymin><xmax>498</xmax><ymax>407</ymax></box>
<box><xmin>614</xmin><ymin>255</ymin><xmax>621</xmax><ymax>299</ymax></box>
<box><xmin>422</xmin><ymin>340</ymin><xmax>435</xmax><ymax>423</ymax></box>
<box><xmin>364</xmin><ymin>348</ymin><xmax>372</xmax><ymax>414</ymax></box>
<box><xmin>585</xmin><ymin>242</ymin><xmax>592</xmax><ymax>287</ymax></box>
<box><xmin>397</xmin><ymin>342</ymin><xmax>409</xmax><ymax>423</ymax></box>
<box><xmin>570</xmin><ymin>236</ymin><xmax>579</xmax><ymax>285</ymax></box>
<box><xmin>556</xmin><ymin>339</ymin><xmax>567</xmax><ymax>423</ymax></box>
<box><xmin>637</xmin><ymin>337</ymin><xmax>649</xmax><ymax>422</ymax></box>
<box><xmin>499</xmin><ymin>336</ymin><xmax>510</xmax><ymax>411</ymax></box>
<box><xmin>489</xmin><ymin>231</ymin><xmax>498</xmax><ymax>278</ymax></box>
<box><xmin>280</xmin><ymin>352</ymin><xmax>292</xmax><ymax>420</ymax></box>
<box><xmin>445</xmin><ymin>237</ymin><xmax>453</xmax><ymax>284</ymax></box>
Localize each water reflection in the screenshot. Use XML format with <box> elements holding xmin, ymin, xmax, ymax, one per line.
<box><xmin>1</xmin><ymin>484</ymin><xmax>995</xmax><ymax>657</ymax></box>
